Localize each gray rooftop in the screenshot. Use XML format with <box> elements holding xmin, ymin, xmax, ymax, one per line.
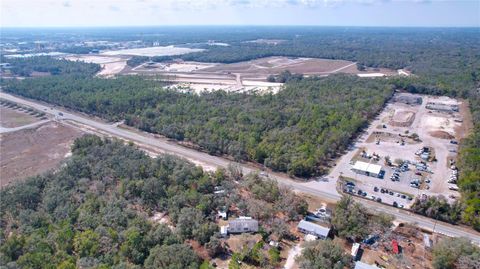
<box><xmin>228</xmin><ymin>218</ymin><xmax>258</xmax><ymax>233</ymax></box>
<box><xmin>297</xmin><ymin>220</ymin><xmax>330</xmax><ymax>237</ymax></box>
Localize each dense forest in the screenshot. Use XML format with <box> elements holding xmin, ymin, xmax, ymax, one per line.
<box><xmin>0</xmin><ymin>135</ymin><xmax>308</xmax><ymax>268</ymax></box>
<box><xmin>2</xmin><ymin>75</ymin><xmax>393</xmax><ymax>177</ymax></box>
<box><xmin>3</xmin><ymin>56</ymin><xmax>100</xmax><ymax>77</ymax></box>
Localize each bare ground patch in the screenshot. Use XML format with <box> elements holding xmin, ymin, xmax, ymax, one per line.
<box><xmin>389</xmin><ymin>109</ymin><xmax>415</xmax><ymax>127</ymax></box>
<box><xmin>0</xmin><ymin>122</ymin><xmax>83</xmax><ymax>187</ymax></box>
<box><xmin>0</xmin><ymin>106</ymin><xmax>42</xmax><ymax>128</ymax></box>
<box><xmin>429</xmin><ymin>130</ymin><xmax>455</xmax><ymax>140</ymax></box>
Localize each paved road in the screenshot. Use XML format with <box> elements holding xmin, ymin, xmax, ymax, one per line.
<box><xmin>1</xmin><ymin>92</ymin><xmax>479</xmax><ymax>245</ymax></box>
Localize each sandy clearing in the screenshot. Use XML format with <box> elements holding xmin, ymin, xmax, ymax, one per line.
<box><xmin>139</xmin><ymin>61</ymin><xmax>218</xmax><ymax>72</ymax></box>
<box><xmin>421</xmin><ymin>115</ymin><xmax>459</xmax><ymax>135</ymax></box>
<box><xmin>0</xmin><ymin>121</ymin><xmax>83</xmax><ymax>187</ymax></box>
<box><xmin>64</xmin><ymin>55</ymin><xmax>125</xmax><ymax>64</ymax></box>
<box><xmin>64</xmin><ymin>55</ymin><xmax>128</xmax><ymax>77</ymax></box>
<box><xmin>97</xmin><ymin>61</ymin><xmax>128</xmax><ymax>77</ymax></box>
<box><xmin>101</xmin><ymin>46</ymin><xmax>204</xmax><ymax>57</ymax></box>
<box><xmin>284</xmin><ymin>243</ymin><xmax>302</xmax><ymax>269</ymax></box>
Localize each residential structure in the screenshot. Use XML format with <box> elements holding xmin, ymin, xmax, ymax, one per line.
<box><xmin>297</xmin><ymin>220</ymin><xmax>330</xmax><ymax>239</ymax></box>
<box><xmin>354</xmin><ymin>261</ymin><xmax>379</xmax><ymax>269</ymax></box>
<box><xmin>227</xmin><ymin>217</ymin><xmax>259</xmax><ymax>234</ymax></box>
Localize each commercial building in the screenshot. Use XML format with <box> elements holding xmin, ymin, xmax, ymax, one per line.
<box><xmin>352</xmin><ymin>161</ymin><xmax>384</xmax><ymax>178</ymax></box>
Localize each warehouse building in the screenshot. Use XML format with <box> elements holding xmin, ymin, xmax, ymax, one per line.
<box><xmin>352</xmin><ymin>161</ymin><xmax>384</xmax><ymax>178</ymax></box>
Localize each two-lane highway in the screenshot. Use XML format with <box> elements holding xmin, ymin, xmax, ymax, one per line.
<box><xmin>1</xmin><ymin>91</ymin><xmax>479</xmax><ymax>245</ymax></box>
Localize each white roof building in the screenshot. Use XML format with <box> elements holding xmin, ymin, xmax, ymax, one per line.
<box><xmin>357</xmin><ymin>73</ymin><xmax>385</xmax><ymax>78</ymax></box>
<box><xmin>352</xmin><ymin>161</ymin><xmax>383</xmax><ymax>177</ymax></box>
<box><xmin>354</xmin><ymin>261</ymin><xmax>380</xmax><ymax>269</ymax></box>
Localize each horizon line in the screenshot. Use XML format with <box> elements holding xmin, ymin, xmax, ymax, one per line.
<box><xmin>1</xmin><ymin>24</ymin><xmax>479</xmax><ymax>29</ymax></box>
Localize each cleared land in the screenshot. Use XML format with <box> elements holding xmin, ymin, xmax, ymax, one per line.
<box><xmin>0</xmin><ymin>106</ymin><xmax>42</xmax><ymax>128</ymax></box>
<box><xmin>124</xmin><ymin>56</ymin><xmax>396</xmax><ymax>93</ymax></box>
<box><xmin>0</xmin><ymin>121</ymin><xmax>83</xmax><ymax>187</ymax></box>
<box><xmin>200</xmin><ymin>56</ymin><xmax>395</xmax><ymax>76</ymax></box>
<box><xmin>100</xmin><ymin>46</ymin><xmax>204</xmax><ymax>57</ymax></box>
<box><xmin>64</xmin><ymin>55</ymin><xmax>128</xmax><ymax>77</ymax></box>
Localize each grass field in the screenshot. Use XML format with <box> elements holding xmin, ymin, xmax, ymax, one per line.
<box><xmin>0</xmin><ymin>106</ymin><xmax>42</xmax><ymax>128</ymax></box>
<box><xmin>0</xmin><ymin>122</ymin><xmax>83</xmax><ymax>187</ymax></box>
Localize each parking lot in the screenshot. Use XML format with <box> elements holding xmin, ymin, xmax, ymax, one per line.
<box><xmin>329</xmin><ymin>93</ymin><xmax>470</xmax><ymax>208</ymax></box>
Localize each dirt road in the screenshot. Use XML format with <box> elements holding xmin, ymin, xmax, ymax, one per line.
<box><xmin>0</xmin><ymin>119</ymin><xmax>51</xmax><ymax>133</ymax></box>
<box><xmin>1</xmin><ymin>92</ymin><xmax>479</xmax><ymax>245</ymax></box>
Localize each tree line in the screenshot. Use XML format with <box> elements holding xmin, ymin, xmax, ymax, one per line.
<box><xmin>2</xmin><ymin>74</ymin><xmax>393</xmax><ymax>178</ymax></box>
<box><xmin>3</xmin><ymin>56</ymin><xmax>100</xmax><ymax>77</ymax></box>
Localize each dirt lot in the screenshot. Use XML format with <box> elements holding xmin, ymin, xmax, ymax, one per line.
<box><xmin>199</xmin><ymin>56</ymin><xmax>394</xmax><ymax>77</ymax></box>
<box><xmin>64</xmin><ymin>55</ymin><xmax>129</xmax><ymax>77</ymax></box>
<box><xmin>0</xmin><ymin>122</ymin><xmax>83</xmax><ymax>187</ymax></box>
<box><xmin>354</xmin><ymin>224</ymin><xmax>438</xmax><ymax>269</ymax></box>
<box><xmin>0</xmin><ymin>106</ymin><xmax>42</xmax><ymax>128</ymax></box>
<box><xmin>124</xmin><ymin>56</ymin><xmax>397</xmax><ymax>94</ymax></box>
<box><xmin>100</xmin><ymin>46</ymin><xmax>204</xmax><ymax>57</ymax></box>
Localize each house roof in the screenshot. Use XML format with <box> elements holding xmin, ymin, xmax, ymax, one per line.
<box><xmin>352</xmin><ymin>161</ymin><xmax>382</xmax><ymax>175</ymax></box>
<box><xmin>354</xmin><ymin>261</ymin><xmax>379</xmax><ymax>269</ymax></box>
<box><xmin>228</xmin><ymin>218</ymin><xmax>258</xmax><ymax>232</ymax></box>
<box><xmin>297</xmin><ymin>220</ymin><xmax>330</xmax><ymax>237</ymax></box>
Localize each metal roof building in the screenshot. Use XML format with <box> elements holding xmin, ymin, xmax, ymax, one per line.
<box><xmin>297</xmin><ymin>220</ymin><xmax>330</xmax><ymax>239</ymax></box>
<box><xmin>227</xmin><ymin>218</ymin><xmax>259</xmax><ymax>234</ymax></box>
<box><xmin>352</xmin><ymin>161</ymin><xmax>383</xmax><ymax>178</ymax></box>
<box><xmin>354</xmin><ymin>261</ymin><xmax>380</xmax><ymax>269</ymax></box>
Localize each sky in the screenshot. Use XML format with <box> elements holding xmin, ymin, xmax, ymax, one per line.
<box><xmin>1</xmin><ymin>0</ymin><xmax>479</xmax><ymax>28</ymax></box>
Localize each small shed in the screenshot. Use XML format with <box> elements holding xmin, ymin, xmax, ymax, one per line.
<box><xmin>297</xmin><ymin>220</ymin><xmax>330</xmax><ymax>239</ymax></box>
<box><xmin>228</xmin><ymin>218</ymin><xmax>259</xmax><ymax>234</ymax></box>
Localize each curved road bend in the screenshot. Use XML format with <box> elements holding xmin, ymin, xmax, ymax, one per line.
<box><xmin>1</xmin><ymin>92</ymin><xmax>479</xmax><ymax>245</ymax></box>
<box><xmin>0</xmin><ymin>119</ymin><xmax>50</xmax><ymax>134</ymax></box>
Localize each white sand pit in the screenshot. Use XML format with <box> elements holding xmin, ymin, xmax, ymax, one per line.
<box><xmin>421</xmin><ymin>115</ymin><xmax>458</xmax><ymax>136</ymax></box>
<box><xmin>64</xmin><ymin>55</ymin><xmax>127</xmax><ymax>77</ymax></box>
<box><xmin>65</xmin><ymin>55</ymin><xmax>124</xmax><ymax>64</ymax></box>
<box><xmin>101</xmin><ymin>46</ymin><xmax>204</xmax><ymax>57</ymax></box>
